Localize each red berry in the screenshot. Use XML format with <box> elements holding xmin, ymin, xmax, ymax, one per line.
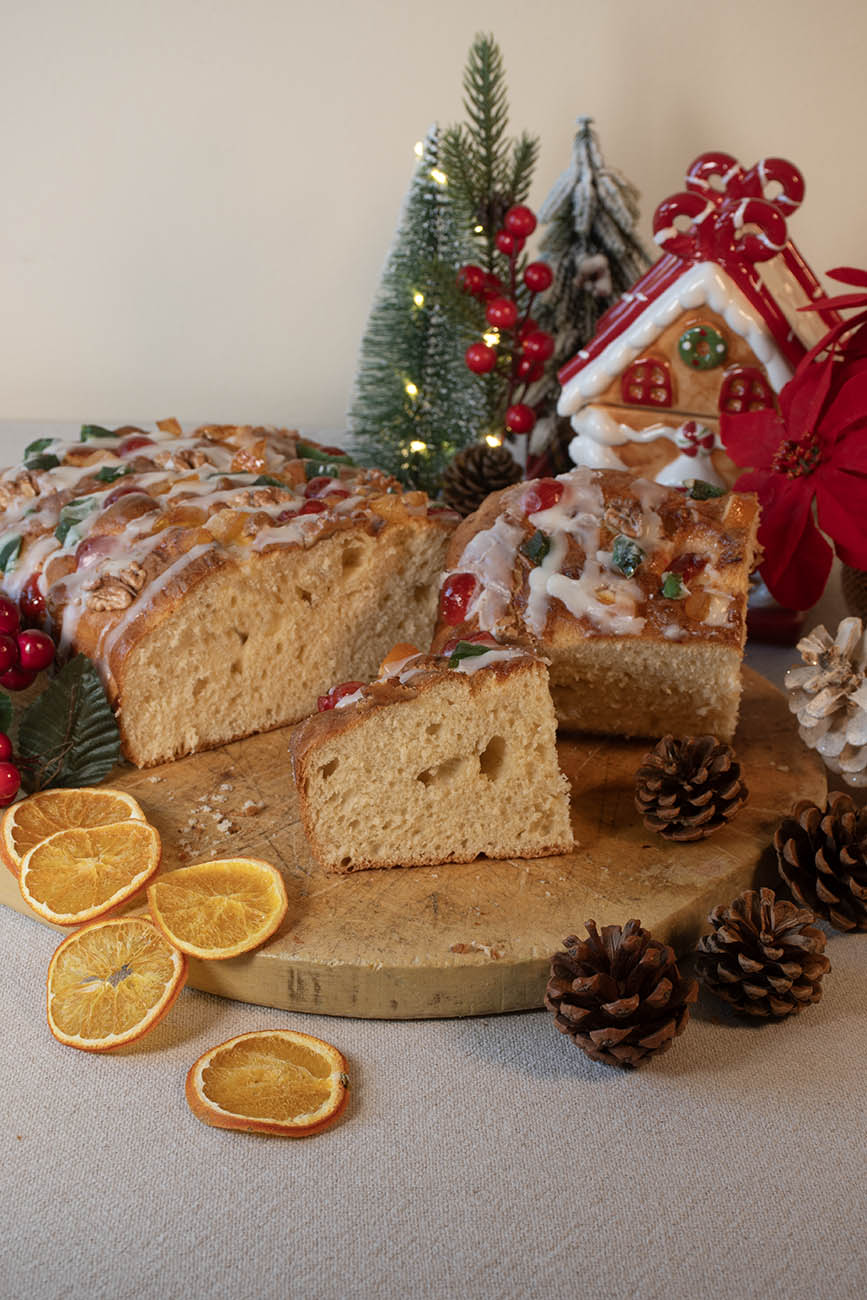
<box><xmin>0</xmin><ymin>761</ymin><xmax>21</xmax><ymax>802</ymax></box>
<box><xmin>0</xmin><ymin>665</ymin><xmax>36</xmax><ymax>691</ymax></box>
<box><xmin>481</xmin><ymin>272</ymin><xmax>504</xmax><ymax>300</ymax></box>
<box><xmin>16</xmin><ymin>629</ymin><xmax>55</xmax><ymax>672</ymax></box>
<box><xmin>669</xmin><ymin>552</ymin><xmax>709</xmax><ymax>582</ymax></box>
<box><xmin>19</xmin><ymin>576</ymin><xmax>47</xmax><ymax>626</ymax></box>
<box><xmin>516</xmin><ymin>356</ymin><xmax>545</xmax><ymax>383</ymax></box>
<box><xmin>0</xmin><ymin>634</ymin><xmax>19</xmax><ymax>675</ymax></box>
<box><xmin>118</xmin><ymin>434</ymin><xmax>156</xmax><ymax>456</ymax></box>
<box><xmin>517</xmin><ymin>317</ymin><xmax>539</xmax><ymax>342</ymax></box>
<box><xmin>299</xmin><ymin>499</ymin><xmax>328</xmax><ymax>515</ymax></box>
<box><xmin>0</xmin><ymin>733</ymin><xmax>12</xmax><ymax>762</ymax></box>
<box><xmin>465</xmin><ymin>343</ymin><xmax>498</xmax><ymax>375</ymax></box>
<box><xmin>317</xmin><ymin>681</ymin><xmax>365</xmax><ymax>712</ymax></box>
<box><xmin>505</xmin><ymin>404</ymin><xmax>537</xmax><ymax>435</ymax></box>
<box><xmin>495</xmin><ymin>230</ymin><xmax>525</xmax><ymax>257</ymax></box>
<box><xmin>521</xmin><ymin>330</ymin><xmax>555</xmax><ymax>361</ymax></box>
<box><xmin>305</xmin><ymin>476</ymin><xmax>336</xmax><ymax>498</ymax></box>
<box><xmin>523</xmin><ymin>478</ymin><xmax>564</xmax><ymax>514</ymax></box>
<box><xmin>0</xmin><ymin>596</ymin><xmax>20</xmax><ymax>636</ymax></box>
<box><xmin>485</xmin><ymin>297</ymin><xmax>519</xmax><ymax>330</ymax></box>
<box><xmin>458</xmin><ymin>264</ymin><xmax>486</xmax><ymax>296</ymax></box>
<box><xmin>504</xmin><ymin>205</ymin><xmax>537</xmax><ymax>238</ymax></box>
<box><xmin>439</xmin><ymin>573</ymin><xmax>477</xmax><ymax>625</ymax></box>
<box><xmin>524</xmin><ymin>261</ymin><xmax>553</xmax><ymax>293</ymax></box>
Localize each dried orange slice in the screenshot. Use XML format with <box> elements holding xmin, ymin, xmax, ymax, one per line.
<box><xmin>147</xmin><ymin>858</ymin><xmax>287</xmax><ymax>960</ymax></box>
<box><xmin>19</xmin><ymin>820</ymin><xmax>161</xmax><ymax>925</ymax></box>
<box><xmin>186</xmin><ymin>1029</ymin><xmax>349</xmax><ymax>1136</ymax></box>
<box><xmin>47</xmin><ymin>915</ymin><xmax>187</xmax><ymax>1052</ymax></box>
<box><xmin>1</xmin><ymin>786</ymin><xmax>147</xmax><ymax>879</ymax></box>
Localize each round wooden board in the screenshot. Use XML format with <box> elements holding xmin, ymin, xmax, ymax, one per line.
<box><xmin>0</xmin><ymin>668</ymin><xmax>825</xmax><ymax>1019</ymax></box>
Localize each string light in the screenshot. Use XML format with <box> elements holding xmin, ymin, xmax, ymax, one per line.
<box><xmin>414</xmin><ymin>140</ymin><xmax>424</xmax><ymax>157</ymax></box>
<box><xmin>485</xmin><ymin>434</ymin><xmax>502</xmax><ymax>448</ymax></box>
<box><xmin>483</xmin><ymin>329</ymin><xmax>500</xmax><ymax>347</ymax></box>
<box><xmin>413</xmin><ymin>291</ymin><xmax>425</xmax><ymax>307</ymax></box>
<box><xmin>429</xmin><ymin>168</ymin><xmax>447</xmax><ymax>186</ymax></box>
<box><xmin>409</xmin><ymin>440</ymin><xmax>427</xmax><ymax>453</ymax></box>
<box><xmin>405</xmin><ymin>381</ymin><xmax>419</xmax><ymax>398</ymax></box>
<box><xmin>474</xmin><ymin>224</ymin><xmax>484</xmax><ymax>234</ymax></box>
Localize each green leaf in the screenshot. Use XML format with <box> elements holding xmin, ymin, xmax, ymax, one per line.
<box><xmin>24</xmin><ymin>453</ymin><xmax>61</xmax><ymax>471</ymax></box>
<box><xmin>448</xmin><ymin>640</ymin><xmax>495</xmax><ymax>667</ymax></box>
<box><xmin>661</xmin><ymin>571</ymin><xmax>688</xmax><ymax>599</ymax></box>
<box><xmin>17</xmin><ymin>655</ymin><xmax>120</xmax><ymax>792</ymax></box>
<box><xmin>55</xmin><ymin>496</ymin><xmax>100</xmax><ymax>546</ymax></box>
<box><xmin>24</xmin><ymin>437</ymin><xmax>56</xmax><ymax>457</ymax></box>
<box><xmin>519</xmin><ymin>528</ymin><xmax>550</xmax><ymax>566</ymax></box>
<box><xmin>611</xmin><ymin>534</ymin><xmax>644</xmax><ymax>578</ymax></box>
<box><xmin>252</xmin><ymin>475</ymin><xmax>291</xmax><ymax>489</ymax></box>
<box><xmin>80</xmin><ymin>424</ymin><xmax>117</xmax><ymax>441</ymax></box>
<box><xmin>0</xmin><ymin>535</ymin><xmax>22</xmax><ymax>574</ymax></box>
<box><xmin>95</xmin><ymin>464</ymin><xmax>133</xmax><ymax>483</ymax></box>
<box><xmin>685</xmin><ymin>479</ymin><xmax>726</xmax><ymax>500</ymax></box>
<box><xmin>0</xmin><ymin>693</ymin><xmax>12</xmax><ymax>734</ymax></box>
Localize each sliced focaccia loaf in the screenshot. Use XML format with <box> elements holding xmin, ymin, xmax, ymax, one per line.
<box><xmin>0</xmin><ymin>420</ymin><xmax>457</xmax><ymax>766</ymax></box>
<box><xmin>290</xmin><ymin>641</ymin><xmax>574</xmax><ymax>873</ymax></box>
<box><xmin>431</xmin><ymin>466</ymin><xmax>760</xmax><ymax>741</ymax></box>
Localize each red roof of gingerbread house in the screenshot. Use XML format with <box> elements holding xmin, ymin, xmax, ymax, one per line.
<box><xmin>557</xmin><ymin>152</ymin><xmax>841</xmax><ymax>414</ymax></box>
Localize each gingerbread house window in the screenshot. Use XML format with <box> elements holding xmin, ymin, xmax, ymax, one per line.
<box><xmin>621</xmin><ymin>357</ymin><xmax>673</xmax><ymax>408</ymax></box>
<box><xmin>719</xmin><ymin>366</ymin><xmax>775</xmax><ymax>414</ymax></box>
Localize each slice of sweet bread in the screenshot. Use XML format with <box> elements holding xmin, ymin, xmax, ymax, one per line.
<box><xmin>289</xmin><ymin>641</ymin><xmax>574</xmax><ymax>872</ymax></box>
<box><xmin>430</xmin><ymin>466</ymin><xmax>760</xmax><ymax>741</ymax></box>
<box><xmin>0</xmin><ymin>421</ymin><xmax>457</xmax><ymax>766</ymax></box>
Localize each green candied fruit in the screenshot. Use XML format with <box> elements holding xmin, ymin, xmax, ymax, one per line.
<box><xmin>611</xmin><ymin>534</ymin><xmax>645</xmax><ymax>578</ymax></box>
<box><xmin>519</xmin><ymin>529</ymin><xmax>550</xmax><ymax>567</ymax></box>
<box><xmin>95</xmin><ymin>464</ymin><xmax>134</xmax><ymax>483</ymax></box>
<box><xmin>24</xmin><ymin>454</ymin><xmax>61</xmax><ymax>471</ymax></box>
<box><xmin>447</xmin><ymin>640</ymin><xmax>495</xmax><ymax>668</ymax></box>
<box><xmin>685</xmin><ymin>478</ymin><xmax>727</xmax><ymax>500</ymax></box>
<box><xmin>660</xmin><ymin>571</ymin><xmax>687</xmax><ymax>600</ymax></box>
<box><xmin>79</xmin><ymin>425</ymin><xmax>117</xmax><ymax>441</ymax></box>
<box><xmin>0</xmin><ymin>535</ymin><xmax>22</xmax><ymax>575</ymax></box>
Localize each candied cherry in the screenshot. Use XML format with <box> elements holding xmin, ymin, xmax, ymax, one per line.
<box><xmin>440</xmin><ymin>631</ymin><xmax>498</xmax><ymax>656</ymax></box>
<box><xmin>305</xmin><ymin>476</ymin><xmax>336</xmax><ymax>498</ymax></box>
<box><xmin>0</xmin><ymin>760</ymin><xmax>21</xmax><ymax>804</ymax></box>
<box><xmin>317</xmin><ymin>681</ymin><xmax>365</xmax><ymax>712</ymax></box>
<box><xmin>0</xmin><ymin>733</ymin><xmax>12</xmax><ymax>762</ymax></box>
<box><xmin>0</xmin><ymin>634</ymin><xmax>19</xmax><ymax>675</ymax></box>
<box><xmin>16</xmin><ymin>629</ymin><xmax>55</xmax><ymax>673</ymax></box>
<box><xmin>118</xmin><ymin>434</ymin><xmax>156</xmax><ymax>456</ymax></box>
<box><xmin>0</xmin><ymin>595</ymin><xmax>20</xmax><ymax>636</ymax></box>
<box><xmin>299</xmin><ymin>499</ymin><xmax>328</xmax><ymax>515</ymax></box>
<box><xmin>523</xmin><ymin>479</ymin><xmax>563</xmax><ymax>515</ymax></box>
<box><xmin>668</xmin><ymin>552</ymin><xmax>709</xmax><ymax>583</ymax></box>
<box><xmin>275</xmin><ymin>507</ymin><xmax>298</xmax><ymax>524</ymax></box>
<box><xmin>0</xmin><ymin>665</ymin><xmax>37</xmax><ymax>691</ymax></box>
<box><xmin>439</xmin><ymin>573</ymin><xmax>477</xmax><ymax>625</ymax></box>
<box><xmin>323</xmin><ymin>488</ymin><xmax>351</xmax><ymax>502</ymax></box>
<box><xmin>19</xmin><ymin>576</ymin><xmax>46</xmax><ymax>626</ymax></box>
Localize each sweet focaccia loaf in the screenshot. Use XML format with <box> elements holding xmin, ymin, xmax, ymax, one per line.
<box><xmin>431</xmin><ymin>467</ymin><xmax>760</xmax><ymax>741</ymax></box>
<box><xmin>0</xmin><ymin>420</ymin><xmax>457</xmax><ymax>766</ymax></box>
<box><xmin>290</xmin><ymin>642</ymin><xmax>574</xmax><ymax>872</ymax></box>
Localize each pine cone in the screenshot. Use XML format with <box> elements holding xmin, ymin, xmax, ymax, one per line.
<box><xmin>775</xmin><ymin>792</ymin><xmax>867</xmax><ymax>932</ymax></box>
<box><xmin>545</xmin><ymin>919</ymin><xmax>697</xmax><ymax>1069</ymax></box>
<box><xmin>695</xmin><ymin>887</ymin><xmax>830</xmax><ymax>1019</ymax></box>
<box><xmin>784</xmin><ymin>617</ymin><xmax>867</xmax><ymax>787</ymax></box>
<box><xmin>440</xmin><ymin>443</ymin><xmax>522</xmax><ymax>517</ymax></box>
<box><xmin>635</xmin><ymin>735</ymin><xmax>748</xmax><ymax>841</ymax></box>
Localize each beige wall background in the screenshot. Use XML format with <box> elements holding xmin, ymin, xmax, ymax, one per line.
<box><xmin>2</xmin><ymin>0</ymin><xmax>864</xmax><ymax>433</ymax></box>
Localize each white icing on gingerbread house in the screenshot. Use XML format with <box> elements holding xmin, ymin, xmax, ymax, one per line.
<box><xmin>557</xmin><ymin>152</ymin><xmax>841</xmax><ymax>487</ymax></box>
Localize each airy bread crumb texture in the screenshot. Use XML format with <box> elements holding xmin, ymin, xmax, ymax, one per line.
<box><xmin>294</xmin><ymin>661</ymin><xmax>574</xmax><ymax>873</ymax></box>
<box><xmin>119</xmin><ymin>526</ymin><xmax>443</xmax><ymax>766</ymax></box>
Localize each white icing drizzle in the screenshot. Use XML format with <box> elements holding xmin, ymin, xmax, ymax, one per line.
<box><xmin>451</xmin><ymin>646</ymin><xmax>527</xmax><ymax>675</ymax></box>
<box><xmin>455</xmin><ymin>515</ymin><xmax>525</xmax><ymax>634</ymax></box>
<box><xmin>333</xmin><ymin>688</ymin><xmax>364</xmax><ymax>710</ymax></box>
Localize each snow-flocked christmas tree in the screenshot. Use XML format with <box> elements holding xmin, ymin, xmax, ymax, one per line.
<box><xmin>348</xmin><ymin>127</ymin><xmax>487</xmax><ymax>494</ymax></box>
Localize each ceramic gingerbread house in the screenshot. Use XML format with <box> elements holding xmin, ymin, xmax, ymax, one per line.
<box><xmin>557</xmin><ymin>152</ymin><xmax>841</xmax><ymax>487</ymax></box>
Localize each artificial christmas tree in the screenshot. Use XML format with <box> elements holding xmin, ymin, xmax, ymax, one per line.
<box><xmin>530</xmin><ymin>118</ymin><xmax>651</xmax><ymax>465</ymax></box>
<box><xmin>349</xmin><ymin>127</ymin><xmax>487</xmax><ymax>493</ymax></box>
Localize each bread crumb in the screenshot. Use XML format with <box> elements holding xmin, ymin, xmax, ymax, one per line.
<box><xmin>219</xmin><ymin>782</ymin><xmax>234</xmax><ymax>792</ymax></box>
<box><xmin>241</xmin><ymin>800</ymin><xmax>264</xmax><ymax>816</ymax></box>
<box><xmin>147</xmin><ymin>775</ymin><xmax>163</xmax><ymax>784</ymax></box>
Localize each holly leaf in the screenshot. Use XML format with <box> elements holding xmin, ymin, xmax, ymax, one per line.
<box><xmin>0</xmin><ymin>693</ymin><xmax>12</xmax><ymax>735</ymax></box>
<box><xmin>16</xmin><ymin>655</ymin><xmax>120</xmax><ymax>792</ymax></box>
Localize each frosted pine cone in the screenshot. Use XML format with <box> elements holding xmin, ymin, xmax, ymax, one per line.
<box><xmin>695</xmin><ymin>887</ymin><xmax>829</xmax><ymax>1019</ymax></box>
<box><xmin>775</xmin><ymin>792</ymin><xmax>867</xmax><ymax>932</ymax></box>
<box><xmin>545</xmin><ymin>919</ymin><xmax>697</xmax><ymax>1069</ymax></box>
<box><xmin>785</xmin><ymin>618</ymin><xmax>867</xmax><ymax>787</ymax></box>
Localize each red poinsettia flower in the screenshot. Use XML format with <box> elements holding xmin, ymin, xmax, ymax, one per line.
<box><xmin>799</xmin><ymin>266</ymin><xmax>867</xmax><ymax>363</ymax></box>
<box><xmin>720</xmin><ymin>349</ymin><xmax>867</xmax><ymax>611</ymax></box>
